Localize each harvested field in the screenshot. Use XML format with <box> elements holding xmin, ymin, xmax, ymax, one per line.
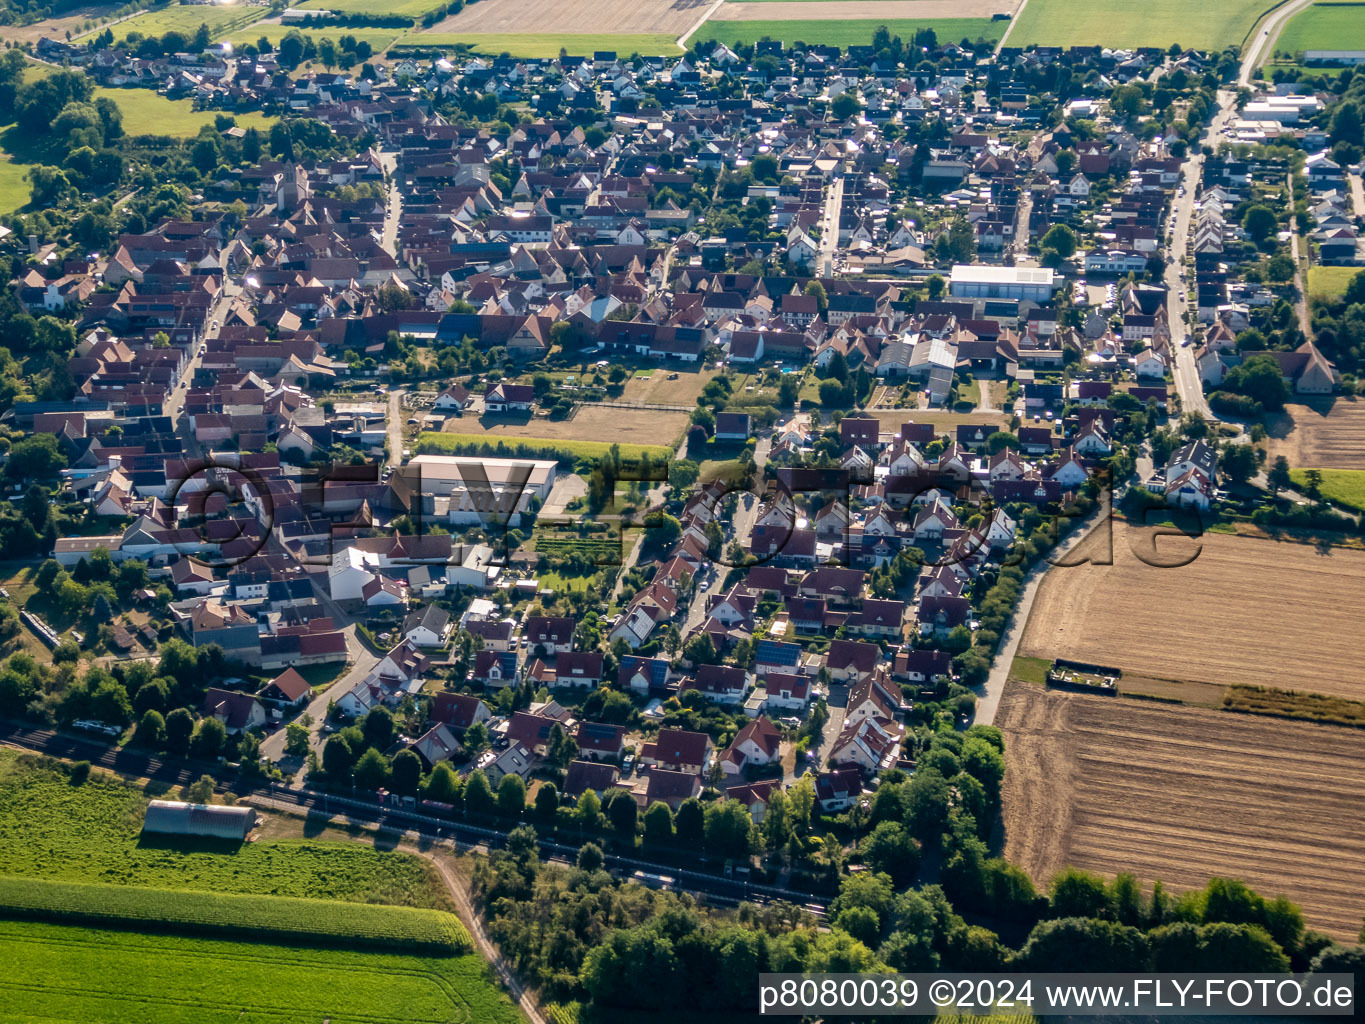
<box><xmin>618</xmin><ymin>367</ymin><xmax>719</xmax><ymax>406</ymax></box>
<box><xmin>714</xmin><ymin>0</ymin><xmax>1016</xmax><ymax>20</ymax></box>
<box><xmin>1266</xmin><ymin>399</ymin><xmax>1365</xmax><ymax>471</ymax></box>
<box><xmin>429</xmin><ymin>0</ymin><xmax>708</xmax><ymax>35</ymax></box>
<box><xmin>1019</xmin><ymin>521</ymin><xmax>1365</xmax><ymax>699</ymax></box>
<box><xmin>441</xmin><ymin>406</ymin><xmax>688</xmax><ymax>447</ymax></box>
<box><xmin>996</xmin><ymin>683</ymin><xmax>1365</xmax><ymax>942</ymax></box>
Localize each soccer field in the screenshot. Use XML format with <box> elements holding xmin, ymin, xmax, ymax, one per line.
<box><xmin>1008</xmin><ymin>0</ymin><xmax>1276</xmax><ymax>50</ymax></box>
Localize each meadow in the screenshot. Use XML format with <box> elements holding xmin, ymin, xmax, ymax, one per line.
<box><xmin>417</xmin><ymin>430</ymin><xmax>674</xmax><ymax>464</ymax></box>
<box><xmin>95</xmin><ymin>87</ymin><xmax>276</xmax><ymax>137</ymax></box>
<box><xmin>1007</xmin><ymin>0</ymin><xmax>1275</xmax><ymax>50</ymax></box>
<box><xmin>1290</xmin><ymin>467</ymin><xmax>1365</xmax><ymax>510</ymax></box>
<box><xmin>296</xmin><ymin>0</ymin><xmax>450</xmax><ymax>17</ymax></box>
<box><xmin>0</xmin><ymin>919</ymin><xmax>523</xmax><ymax>1024</ymax></box>
<box><xmin>1274</xmin><ymin>2</ymin><xmax>1365</xmax><ymax>54</ymax></box>
<box><xmin>0</xmin><ymin>750</ymin><xmax>450</xmax><ymax>908</ymax></box>
<box><xmin>116</xmin><ymin>3</ymin><xmax>266</xmax><ymax>42</ymax></box>
<box><xmin>1307</xmin><ymin>264</ymin><xmax>1361</xmax><ymax>299</ymax></box>
<box><xmin>0</xmin><ymin>875</ymin><xmax>470</xmax><ymax>953</ymax></box>
<box><xmin>693</xmin><ymin>16</ymin><xmax>1006</xmax><ymax>48</ymax></box>
<box><xmin>225</xmin><ymin>21</ymin><xmax>408</xmax><ymax>51</ymax></box>
<box><xmin>397</xmin><ymin>32</ymin><xmax>682</xmax><ymax>57</ymax></box>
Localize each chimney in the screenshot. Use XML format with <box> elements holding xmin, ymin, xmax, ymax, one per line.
<box><xmin>28</xmin><ymin>235</ymin><xmax>38</xmax><ymax>254</ymax></box>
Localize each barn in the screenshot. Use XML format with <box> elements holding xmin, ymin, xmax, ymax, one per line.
<box><xmin>141</xmin><ymin>800</ymin><xmax>258</xmax><ymax>840</ymax></box>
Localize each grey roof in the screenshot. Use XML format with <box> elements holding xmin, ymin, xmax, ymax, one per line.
<box><xmin>142</xmin><ymin>800</ymin><xmax>257</xmax><ymax>840</ymax></box>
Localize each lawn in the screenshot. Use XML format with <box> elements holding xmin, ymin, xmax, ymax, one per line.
<box><xmin>1007</xmin><ymin>0</ymin><xmax>1275</xmax><ymax>50</ymax></box>
<box><xmin>416</xmin><ymin>431</ymin><xmax>674</xmax><ymax>464</ymax></box>
<box><xmin>0</xmin><ymin>919</ymin><xmax>524</xmax><ymax>1024</ymax></box>
<box><xmin>94</xmin><ymin>88</ymin><xmax>275</xmax><ymax>138</ymax></box>
<box><xmin>1274</xmin><ymin>1</ymin><xmax>1365</xmax><ymax>55</ymax></box>
<box><xmin>693</xmin><ymin>16</ymin><xmax>1005</xmax><ymax>47</ymax></box>
<box><xmin>1290</xmin><ymin>468</ymin><xmax>1365</xmax><ymax>511</ymax></box>
<box><xmin>396</xmin><ymin>31</ymin><xmax>682</xmax><ymax>57</ymax></box>
<box><xmin>1307</xmin><ymin>265</ymin><xmax>1361</xmax><ymax>300</ymax></box>
<box><xmin>0</xmin><ymin>750</ymin><xmax>450</xmax><ymax>909</ymax></box>
<box><xmin>115</xmin><ymin>3</ymin><xmax>266</xmax><ymax>43</ymax></box>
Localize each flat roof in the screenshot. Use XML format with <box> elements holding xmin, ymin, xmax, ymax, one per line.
<box><xmin>407</xmin><ymin>454</ymin><xmax>556</xmax><ymax>485</ymax></box>
<box><xmin>950</xmin><ymin>264</ymin><xmax>1056</xmax><ymax>286</ymax></box>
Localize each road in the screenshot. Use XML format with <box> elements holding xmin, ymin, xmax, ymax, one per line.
<box><xmin>379</xmin><ymin>150</ymin><xmax>401</xmax><ymax>258</ymax></box>
<box><xmin>1287</xmin><ymin>171</ymin><xmax>1311</xmax><ymax>334</ymax></box>
<box><xmin>1349</xmin><ymin>169</ymin><xmax>1365</xmax><ymax>221</ymax></box>
<box><xmin>994</xmin><ymin>0</ymin><xmax>1029</xmax><ymax>54</ymax></box>
<box><xmin>165</xmin><ymin>280</ymin><xmax>240</xmax><ymax>461</ymax></box>
<box><xmin>817</xmin><ymin>175</ymin><xmax>844</xmax><ymax>278</ymax></box>
<box><xmin>1239</xmin><ymin>0</ymin><xmax>1320</xmax><ymax>89</ymax></box>
<box><xmin>258</xmin><ymin>629</ymin><xmax>380</xmax><ymax>769</ymax></box>
<box><xmin>386</xmin><ymin>388</ymin><xmax>406</xmax><ymax>468</ymax></box>
<box><xmin>676</xmin><ymin>0</ymin><xmax>726</xmax><ymax>48</ymax></box>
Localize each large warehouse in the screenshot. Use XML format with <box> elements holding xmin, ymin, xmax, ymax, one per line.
<box><xmin>141</xmin><ymin>800</ymin><xmax>258</xmax><ymax>840</ymax></box>
<box><xmin>949</xmin><ymin>265</ymin><xmax>1059</xmax><ymax>301</ymax></box>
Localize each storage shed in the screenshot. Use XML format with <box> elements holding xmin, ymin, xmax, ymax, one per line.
<box><xmin>141</xmin><ymin>800</ymin><xmax>258</xmax><ymax>840</ymax></box>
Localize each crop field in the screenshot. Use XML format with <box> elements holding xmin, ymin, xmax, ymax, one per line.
<box><xmin>1007</xmin><ymin>0</ymin><xmax>1276</xmax><ymax>50</ymax></box>
<box><xmin>0</xmin><ymin>919</ymin><xmax>523</xmax><ymax>1024</ymax></box>
<box><xmin>0</xmin><ymin>875</ymin><xmax>470</xmax><ymax>953</ymax></box>
<box><xmin>1290</xmin><ymin>467</ymin><xmax>1365</xmax><ymax>510</ymax></box>
<box><xmin>695</xmin><ymin>16</ymin><xmax>1006</xmax><ymax>47</ymax></box>
<box><xmin>419</xmin><ymin>430</ymin><xmax>675</xmax><ymax>464</ymax></box>
<box><xmin>996</xmin><ymin>683</ymin><xmax>1365</xmax><ymax>941</ymax></box>
<box><xmin>436</xmin><ymin>406</ymin><xmax>689</xmax><ymax>448</ymax></box>
<box><xmin>1266</xmin><ymin>399</ymin><xmax>1365</xmax><ymax>471</ymax></box>
<box><xmin>532</xmin><ymin>523</ymin><xmax>625</xmax><ymax>564</ymax></box>
<box><xmin>429</xmin><ymin>0</ymin><xmax>706</xmax><ymax>35</ymax></box>
<box><xmin>0</xmin><ymin>750</ymin><xmax>450</xmax><ymax>909</ymax></box>
<box><xmin>1018</xmin><ymin>522</ymin><xmax>1365</xmax><ymax>699</ymax></box>
<box><xmin>95</xmin><ymin>87</ymin><xmax>275</xmax><ymax>137</ymax></box>
<box><xmin>116</xmin><ymin>2</ymin><xmax>267</xmax><ymax>43</ymax></box>
<box><xmin>714</xmin><ymin>0</ymin><xmax>1015</xmax><ymax>21</ymax></box>
<box><xmin>1307</xmin><ymin>265</ymin><xmax>1361</xmax><ymax>299</ymax></box>
<box><xmin>399</xmin><ymin>31</ymin><xmax>683</xmax><ymax>56</ymax></box>
<box><xmin>224</xmin><ymin>21</ymin><xmax>408</xmax><ymax>50</ymax></box>
<box><xmin>1274</xmin><ymin>2</ymin><xmax>1365</xmax><ymax>54</ymax></box>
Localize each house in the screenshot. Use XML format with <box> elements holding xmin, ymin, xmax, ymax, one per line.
<box><xmin>432</xmin><ymin>384</ymin><xmax>473</xmax><ymax>412</ymax></box>
<box><xmin>522</xmin><ymin>615</ymin><xmax>575</xmax><ymax>654</ymax></box>
<box><xmin>479</xmin><ymin>742</ymin><xmax>533</xmax><ymax>786</ymax></box>
<box><xmin>825</xmin><ymin>639</ymin><xmax>880</xmax><ymax>681</ymax></box>
<box><xmin>829</xmin><ymin>715</ymin><xmax>903</xmax><ymax>774</ymax></box>
<box><xmin>618</xmin><ymin>655</ymin><xmax>671</xmax><ymax>693</ymax></box>
<box><xmin>410</xmin><ymin>722</ymin><xmax>462</xmax><ymax>768</ymax></box>
<box><xmin>644</xmin><ymin>768</ymin><xmax>702</xmax><ymax>809</ymax></box>
<box><xmin>430</xmin><ymin>692</ymin><xmax>492</xmax><ymax>731</ymax></box>
<box><xmin>639</xmin><ymin>727</ymin><xmax>712</xmax><ymax>774</ymax></box>
<box><xmin>719</xmin><ymin>716</ymin><xmax>782</xmax><ymax>776</ymax></box>
<box><xmin>201</xmin><ymin>688</ymin><xmax>267</xmax><ymax>735</ymax></box>
<box><xmin>564</xmin><ymin>759</ymin><xmax>621</xmax><ymax>798</ymax></box>
<box><xmin>259</xmin><ymin>668</ymin><xmax>311</xmax><ymax>709</ymax></box>
<box><xmin>401</xmin><ymin>604</ymin><xmax>451</xmax><ymax>647</ymax></box>
<box><xmin>682</xmin><ymin>664</ymin><xmax>750</xmax><ymax>705</ymax></box>
<box><xmin>553</xmin><ymin>650</ymin><xmax>604</xmax><ymax>688</ymax></box>
<box><xmin>814</xmin><ymin>765</ymin><xmax>864</xmax><ymax>812</ymax></box>
<box><xmin>714</xmin><ymin>411</ymin><xmax>752</xmax><ymax>442</ymax></box>
<box><xmin>726</xmin><ymin>779</ymin><xmax>781</xmax><ymax>822</ymax></box>
<box><xmin>575</xmin><ymin>721</ymin><xmax>626</xmax><ymax>761</ymax></box>
<box><xmin>473</xmin><ymin>649</ymin><xmax>520</xmax><ymax>686</ymax></box>
<box><xmin>484</xmin><ymin>382</ymin><xmax>535</xmax><ymax>412</ymax></box>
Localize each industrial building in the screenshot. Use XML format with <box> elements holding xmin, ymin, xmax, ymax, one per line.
<box><xmin>949</xmin><ymin>265</ymin><xmax>1059</xmax><ymax>301</ymax></box>
<box><xmin>141</xmin><ymin>800</ymin><xmax>258</xmax><ymax>840</ymax></box>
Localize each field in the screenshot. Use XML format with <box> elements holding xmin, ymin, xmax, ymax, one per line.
<box><xmin>1290</xmin><ymin>467</ymin><xmax>1365</xmax><ymax>510</ymax></box>
<box><xmin>0</xmin><ymin>875</ymin><xmax>470</xmax><ymax>953</ymax></box>
<box><xmin>863</xmin><ymin>409</ymin><xmax>1007</xmax><ymax>434</ymax></box>
<box><xmin>296</xmin><ymin>0</ymin><xmax>450</xmax><ymax>17</ymax></box>
<box><xmin>1007</xmin><ymin>0</ymin><xmax>1276</xmax><ymax>50</ymax></box>
<box><xmin>115</xmin><ymin>2</ymin><xmax>268</xmax><ymax>42</ymax></box>
<box><xmin>0</xmin><ymin>919</ymin><xmax>523</xmax><ymax>1024</ymax></box>
<box><xmin>0</xmin><ymin>155</ymin><xmax>29</xmax><ymax>215</ymax></box>
<box><xmin>996</xmin><ymin>683</ymin><xmax>1365</xmax><ymax>941</ymax></box>
<box><xmin>1274</xmin><ymin>1</ymin><xmax>1365</xmax><ymax>54</ymax></box>
<box><xmin>397</xmin><ymin>31</ymin><xmax>682</xmax><ymax>56</ymax></box>
<box><xmin>429</xmin><ymin>0</ymin><xmax>707</xmax><ymax>35</ymax></box>
<box><xmin>694</xmin><ymin>16</ymin><xmax>1006</xmax><ymax>47</ymax></box>
<box><xmin>714</xmin><ymin>0</ymin><xmax>1014</xmax><ymax>20</ymax></box>
<box><xmin>418</xmin><ymin>430</ymin><xmax>675</xmax><ymax>464</ymax></box>
<box><xmin>95</xmin><ymin>87</ymin><xmax>275</xmax><ymax>137</ymax></box>
<box><xmin>1018</xmin><ymin>522</ymin><xmax>1365</xmax><ymax>699</ymax></box>
<box><xmin>0</xmin><ymin>750</ymin><xmax>450</xmax><ymax>909</ymax></box>
<box><xmin>1266</xmin><ymin>399</ymin><xmax>1365</xmax><ymax>471</ymax></box>
<box><xmin>616</xmin><ymin>367</ymin><xmax>719</xmax><ymax>406</ymax></box>
<box><xmin>225</xmin><ymin>21</ymin><xmax>407</xmax><ymax>50</ymax></box>
<box><xmin>437</xmin><ymin>406</ymin><xmax>689</xmax><ymax>448</ymax></box>
<box><xmin>1307</xmin><ymin>264</ymin><xmax>1360</xmax><ymax>300</ymax></box>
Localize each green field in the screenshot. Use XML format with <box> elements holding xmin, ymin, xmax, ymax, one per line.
<box><xmin>226</xmin><ymin>20</ymin><xmax>408</xmax><ymax>50</ymax></box>
<box><xmin>1008</xmin><ymin>0</ymin><xmax>1276</xmax><ymax>50</ymax></box>
<box><xmin>0</xmin><ymin>154</ymin><xmax>29</xmax><ymax>215</ymax></box>
<box><xmin>297</xmin><ymin>0</ymin><xmax>450</xmax><ymax>16</ymax></box>
<box><xmin>1308</xmin><ymin>265</ymin><xmax>1362</xmax><ymax>300</ymax></box>
<box><xmin>1275</xmin><ymin>2</ymin><xmax>1365</xmax><ymax>55</ymax></box>
<box><xmin>0</xmin><ymin>919</ymin><xmax>523</xmax><ymax>1024</ymax></box>
<box><xmin>94</xmin><ymin>87</ymin><xmax>275</xmax><ymax>137</ymax></box>
<box><xmin>0</xmin><ymin>750</ymin><xmax>448</xmax><ymax>908</ymax></box>
<box><xmin>1291</xmin><ymin>467</ymin><xmax>1365</xmax><ymax>510</ymax></box>
<box><xmin>397</xmin><ymin>31</ymin><xmax>683</xmax><ymax>57</ymax></box>
<box><xmin>0</xmin><ymin>875</ymin><xmax>470</xmax><ymax>953</ymax></box>
<box><xmin>416</xmin><ymin>431</ymin><xmax>674</xmax><ymax>463</ymax></box>
<box><xmin>694</xmin><ymin>17</ymin><xmax>1005</xmax><ymax>48</ymax></box>
<box><xmin>116</xmin><ymin>3</ymin><xmax>266</xmax><ymax>42</ymax></box>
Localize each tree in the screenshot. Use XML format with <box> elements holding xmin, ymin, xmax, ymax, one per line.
<box><xmin>187</xmin><ymin>774</ymin><xmax>215</xmax><ymax>805</ymax></box>
<box><xmin>1265</xmin><ymin>253</ymin><xmax>1295</xmax><ymax>283</ymax></box>
<box><xmin>362</xmin><ymin>706</ymin><xmax>394</xmax><ymax>752</ymax></box>
<box><xmin>1304</xmin><ymin>468</ymin><xmax>1323</xmax><ymax>501</ymax></box>
<box><xmin>804</xmin><ymin>279</ymin><xmax>828</xmax><ymax>314</ymax></box>
<box><xmin>674</xmin><ymin>797</ymin><xmax>704</xmax><ymax>846</ymax></box>
<box><xmin>1018</xmin><ymin>917</ymin><xmax>1150</xmax><ymax>971</ymax></box>
<box><xmin>322</xmin><ymin>733</ymin><xmax>355</xmax><ymax>783</ymax></box>
<box><xmin>643</xmin><ymin>801</ymin><xmax>673</xmax><ymax>845</ymax></box>
<box><xmin>1223</xmin><ymin>354</ymin><xmax>1290</xmax><ymax>411</ymax></box>
<box><xmin>861</xmin><ymin>821</ymin><xmax>919</xmax><ymax>885</ymax></box>
<box><xmin>703</xmin><ymin>799</ymin><xmax>753</xmax><ymax>861</ymax></box>
<box><xmin>1241</xmin><ymin>204</ymin><xmax>1277</xmax><ymax>244</ymax></box>
<box><xmin>464</xmin><ymin>769</ymin><xmax>496</xmax><ymax>815</ymax></box>
<box><xmin>354</xmin><ymin>748</ymin><xmax>391</xmax><ymax>790</ymax></box>
<box><xmin>284</xmin><ymin>721</ymin><xmax>310</xmax><ymax>756</ymax></box>
<box><xmin>607</xmin><ymin>789</ymin><xmax>637</xmax><ymax>837</ymax></box>
<box><xmin>425</xmin><ymin>761</ymin><xmax>460</xmax><ymax>804</ymax></box>
<box><xmin>507</xmin><ymin>823</ymin><xmax>539</xmax><ymax>866</ymax></box>
<box><xmin>1219</xmin><ymin>443</ymin><xmax>1257</xmax><ymax>485</ymax></box>
<box><xmin>6</xmin><ymin>435</ymin><xmax>65</xmax><ymax>480</ymax></box>
<box><xmin>831</xmin><ymin>91</ymin><xmax>861</xmax><ymax>120</ymax></box>
<box><xmin>317</xmin><ymin>36</ymin><xmax>338</xmax><ymax>71</ymax></box>
<box><xmin>535</xmin><ymin>781</ymin><xmax>560</xmax><ymax>820</ymax></box>
<box><xmin>926</xmin><ymin>274</ymin><xmax>946</xmax><ymax>300</ymax></box>
<box><xmin>165</xmin><ymin>708</ymin><xmax>194</xmax><ymax>756</ymax></box>
<box><xmin>134</xmin><ymin>709</ymin><xmax>165</xmax><ymax>749</ymax></box>
<box><xmin>390</xmin><ymin>749</ymin><xmax>423</xmax><ymax>795</ymax></box>
<box><xmin>577</xmin><ymin>841</ymin><xmax>604</xmax><ymax>872</ymax></box>
<box><xmin>1267</xmin><ymin>455</ymin><xmax>1292</xmax><ymax>494</ymax></box>
<box><xmin>574</xmin><ymin>789</ymin><xmax>602</xmax><ymax>830</ymax></box>
<box><xmin>497</xmin><ymin>772</ymin><xmax>526</xmax><ymax>817</ymax></box>
<box><xmin>1041</xmin><ymin>223</ymin><xmax>1078</xmax><ymax>260</ymax></box>
<box><xmin>89</xmin><ymin>680</ymin><xmax>131</xmax><ymax>726</ymax></box>
<box><xmin>1051</xmin><ymin>867</ymin><xmax>1114</xmax><ymax>919</ymax></box>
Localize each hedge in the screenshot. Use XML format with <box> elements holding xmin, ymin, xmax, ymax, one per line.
<box><xmin>0</xmin><ymin>875</ymin><xmax>471</xmax><ymax>955</ymax></box>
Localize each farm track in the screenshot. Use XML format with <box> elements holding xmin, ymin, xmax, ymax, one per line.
<box><xmin>1019</xmin><ymin>522</ymin><xmax>1365</xmax><ymax>699</ymax></box>
<box><xmin>997</xmin><ymin>684</ymin><xmax>1365</xmax><ymax>941</ymax></box>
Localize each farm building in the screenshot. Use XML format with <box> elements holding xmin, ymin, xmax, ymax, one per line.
<box><xmin>141</xmin><ymin>800</ymin><xmax>258</xmax><ymax>840</ymax></box>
